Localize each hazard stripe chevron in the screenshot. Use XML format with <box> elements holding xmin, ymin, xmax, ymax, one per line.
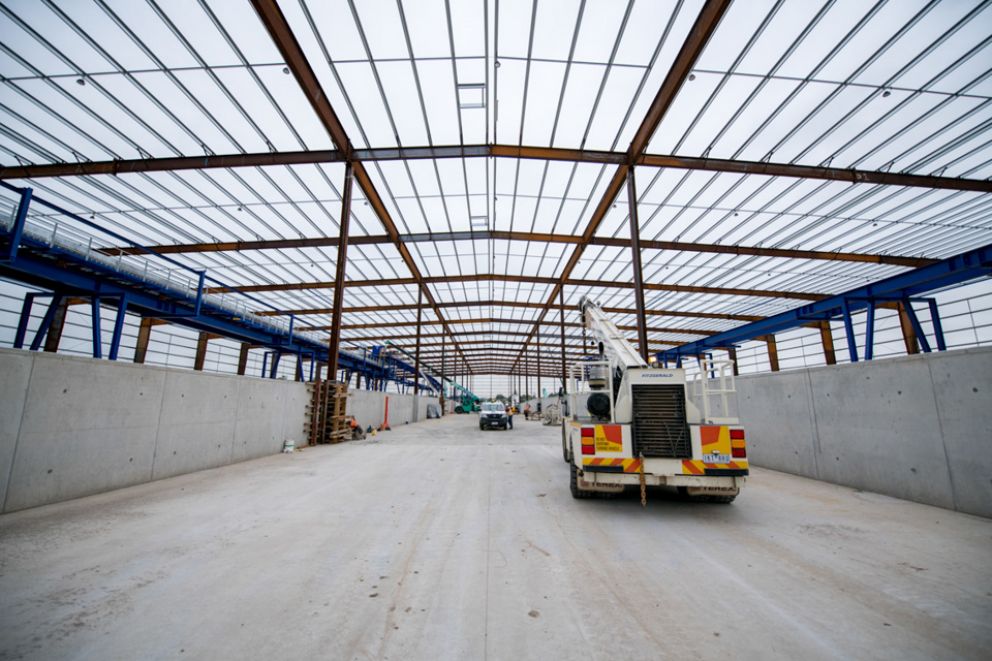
<box><xmin>682</xmin><ymin>459</ymin><xmax>748</xmax><ymax>474</ymax></box>
<box><xmin>582</xmin><ymin>458</ymin><xmax>643</xmax><ymax>473</ymax></box>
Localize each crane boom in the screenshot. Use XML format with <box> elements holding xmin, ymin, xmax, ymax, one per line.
<box><xmin>579</xmin><ymin>295</ymin><xmax>647</xmax><ymax>369</ymax></box>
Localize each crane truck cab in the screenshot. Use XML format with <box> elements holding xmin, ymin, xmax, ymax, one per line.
<box><xmin>562</xmin><ymin>297</ymin><xmax>748</xmax><ymax>503</ymax></box>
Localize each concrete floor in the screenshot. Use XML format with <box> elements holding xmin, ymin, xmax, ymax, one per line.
<box><xmin>1</xmin><ymin>414</ymin><xmax>990</xmax><ymax>661</ymax></box>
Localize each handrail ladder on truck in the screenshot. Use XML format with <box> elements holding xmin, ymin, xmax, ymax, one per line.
<box><xmin>561</xmin><ymin>297</ymin><xmax>749</xmax><ymax>503</ymax></box>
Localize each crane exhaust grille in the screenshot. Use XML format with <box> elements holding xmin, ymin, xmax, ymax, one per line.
<box><xmin>631</xmin><ymin>384</ymin><xmax>692</xmax><ymax>458</ymax></box>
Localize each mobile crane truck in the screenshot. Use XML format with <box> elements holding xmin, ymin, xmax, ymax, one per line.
<box><xmin>562</xmin><ymin>297</ymin><xmax>748</xmax><ymax>504</ymax></box>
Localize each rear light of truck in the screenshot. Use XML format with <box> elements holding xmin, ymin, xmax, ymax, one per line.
<box><xmin>581</xmin><ymin>427</ymin><xmax>595</xmax><ymax>454</ymax></box>
<box><xmin>730</xmin><ymin>428</ymin><xmax>747</xmax><ymax>458</ymax></box>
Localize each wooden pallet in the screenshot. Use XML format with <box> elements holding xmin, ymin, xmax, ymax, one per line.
<box><xmin>305</xmin><ymin>381</ymin><xmax>350</xmax><ymax>445</ymax></box>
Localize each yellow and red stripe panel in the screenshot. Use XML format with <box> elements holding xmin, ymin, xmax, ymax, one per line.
<box><xmin>682</xmin><ymin>459</ymin><xmax>748</xmax><ymax>475</ymax></box>
<box><xmin>582</xmin><ymin>457</ymin><xmax>643</xmax><ymax>473</ymax></box>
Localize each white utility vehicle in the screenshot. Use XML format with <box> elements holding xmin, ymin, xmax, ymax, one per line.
<box><xmin>479</xmin><ymin>401</ymin><xmax>509</xmax><ymax>430</ymax></box>
<box><xmin>562</xmin><ymin>297</ymin><xmax>748</xmax><ymax>503</ymax></box>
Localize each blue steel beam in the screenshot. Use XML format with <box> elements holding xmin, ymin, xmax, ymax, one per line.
<box><xmin>13</xmin><ymin>292</ymin><xmax>41</xmax><ymax>349</ymax></box>
<box><xmin>90</xmin><ymin>294</ymin><xmax>102</xmax><ymax>359</ymax></box>
<box><xmin>658</xmin><ymin>243</ymin><xmax>992</xmax><ymax>363</ymax></box>
<box><xmin>0</xmin><ymin>184</ymin><xmax>436</xmax><ymax>388</ymax></box>
<box><xmin>29</xmin><ymin>292</ymin><xmax>63</xmax><ymax>351</ymax></box>
<box><xmin>1</xmin><ymin>224</ymin><xmax>410</xmax><ymax>385</ymax></box>
<box><xmin>2</xmin><ymin>188</ymin><xmax>31</xmax><ymax>263</ymax></box>
<box><xmin>109</xmin><ymin>295</ymin><xmax>128</xmax><ymax>361</ymax></box>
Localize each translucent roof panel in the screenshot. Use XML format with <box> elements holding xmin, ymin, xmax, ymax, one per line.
<box><xmin>282</xmin><ymin>0</ymin><xmax>489</xmax><ymax>149</ymax></box>
<box><xmin>494</xmin><ymin>0</ymin><xmax>703</xmax><ymax>150</ymax></box>
<box><xmin>1</xmin><ymin>0</ymin><xmax>990</xmax><ymax>374</ymax></box>
<box><xmin>648</xmin><ymin>0</ymin><xmax>992</xmax><ymax>179</ymax></box>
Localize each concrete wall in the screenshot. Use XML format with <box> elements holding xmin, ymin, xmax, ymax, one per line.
<box><xmin>346</xmin><ymin>389</ymin><xmax>437</xmax><ymax>430</ymax></box>
<box><xmin>0</xmin><ymin>349</ymin><xmax>309</xmax><ymax>513</ymax></box>
<box><xmin>692</xmin><ymin>347</ymin><xmax>992</xmax><ymax>518</ymax></box>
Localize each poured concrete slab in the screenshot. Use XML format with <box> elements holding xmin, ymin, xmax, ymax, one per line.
<box><xmin>1</xmin><ymin>415</ymin><xmax>989</xmax><ymax>660</ymax></box>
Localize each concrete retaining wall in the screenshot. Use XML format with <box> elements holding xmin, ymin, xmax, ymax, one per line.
<box><xmin>346</xmin><ymin>389</ymin><xmax>437</xmax><ymax>430</ymax></box>
<box><xmin>0</xmin><ymin>349</ymin><xmax>309</xmax><ymax>513</ymax></box>
<box><xmin>693</xmin><ymin>347</ymin><xmax>992</xmax><ymax>518</ymax></box>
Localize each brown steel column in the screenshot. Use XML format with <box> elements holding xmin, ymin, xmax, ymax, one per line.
<box><xmin>536</xmin><ymin>338</ymin><xmax>542</xmax><ymax>401</ymax></box>
<box><xmin>133</xmin><ymin>317</ymin><xmax>154</xmax><ymax>364</ymax></box>
<box><xmin>762</xmin><ymin>335</ymin><xmax>780</xmax><ymax>372</ymax></box>
<box><xmin>194</xmin><ymin>332</ymin><xmax>210</xmax><ymax>371</ymax></box>
<box><xmin>237</xmin><ymin>343</ymin><xmax>250</xmax><ymax>375</ymax></box>
<box><xmin>726</xmin><ymin>347</ymin><xmax>739</xmax><ymax>376</ymax></box>
<box><xmin>898</xmin><ymin>303</ymin><xmax>920</xmax><ymax>354</ymax></box>
<box><xmin>413</xmin><ymin>288</ymin><xmax>423</xmax><ymax>395</ymax></box>
<box><xmin>524</xmin><ymin>349</ymin><xmax>529</xmax><ymax>400</ymax></box>
<box><xmin>327</xmin><ymin>162</ymin><xmax>354</xmax><ymax>382</ymax></box>
<box><xmin>626</xmin><ymin>168</ymin><xmax>649</xmax><ymax>363</ymax></box>
<box><xmin>819</xmin><ymin>322</ymin><xmax>837</xmax><ymax>365</ymax></box>
<box><xmin>43</xmin><ymin>298</ymin><xmax>70</xmax><ymax>353</ymax></box>
<box><xmin>559</xmin><ymin>287</ymin><xmax>567</xmax><ymax>391</ymax></box>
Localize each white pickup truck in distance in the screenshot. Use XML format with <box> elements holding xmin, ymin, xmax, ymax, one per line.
<box><xmin>479</xmin><ymin>402</ymin><xmax>508</xmax><ymax>430</ymax></box>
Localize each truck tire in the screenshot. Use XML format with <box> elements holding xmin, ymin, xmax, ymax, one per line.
<box><xmin>706</xmin><ymin>494</ymin><xmax>737</xmax><ymax>504</ymax></box>
<box><xmin>569</xmin><ymin>463</ymin><xmax>595</xmax><ymax>499</ymax></box>
<box><xmin>561</xmin><ymin>425</ymin><xmax>570</xmax><ymax>463</ymax></box>
<box><xmin>479</xmin><ymin>422</ymin><xmax>485</xmax><ymax>431</ymax></box>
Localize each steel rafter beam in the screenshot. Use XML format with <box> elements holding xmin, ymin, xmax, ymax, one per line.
<box><xmin>342</xmin><ymin>329</ymin><xmax>586</xmax><ymax>342</ymax></box>
<box><xmin>10</xmin><ymin>144</ymin><xmax>991</xmax><ymax>198</ymax></box>
<box><xmin>341</xmin><ymin>330</ymin><xmax>678</xmax><ymax>348</ymax></box>
<box><xmin>7</xmin><ymin>144</ymin><xmax>991</xmax><ymax>194</ymax></box>
<box><xmin>258</xmin><ymin>300</ymin><xmax>762</xmax><ymax>323</ymax></box>
<box><xmin>249</xmin><ymin>0</ymin><xmax>472</xmax><ymax>373</ymax></box>
<box><xmin>303</xmin><ymin>316</ymin><xmax>718</xmax><ymax>336</ymax></box>
<box><xmin>209</xmin><ymin>273</ymin><xmax>824</xmax><ymax>301</ymax></box>
<box><xmin>507</xmin><ymin>0</ymin><xmax>733</xmax><ymax>374</ymax></box>
<box><xmin>107</xmin><ymin>230</ymin><xmax>933</xmax><ymax>268</ymax></box>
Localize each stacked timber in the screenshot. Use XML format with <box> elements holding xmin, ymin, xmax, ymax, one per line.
<box><xmin>305</xmin><ymin>382</ymin><xmax>350</xmax><ymax>444</ymax></box>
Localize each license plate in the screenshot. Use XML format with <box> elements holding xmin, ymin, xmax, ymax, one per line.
<box><xmin>704</xmin><ymin>453</ymin><xmax>730</xmax><ymax>464</ymax></box>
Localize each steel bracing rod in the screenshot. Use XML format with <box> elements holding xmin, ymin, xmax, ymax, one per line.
<box><xmin>106</xmin><ymin>229</ymin><xmax>934</xmax><ymax>268</ymax></box>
